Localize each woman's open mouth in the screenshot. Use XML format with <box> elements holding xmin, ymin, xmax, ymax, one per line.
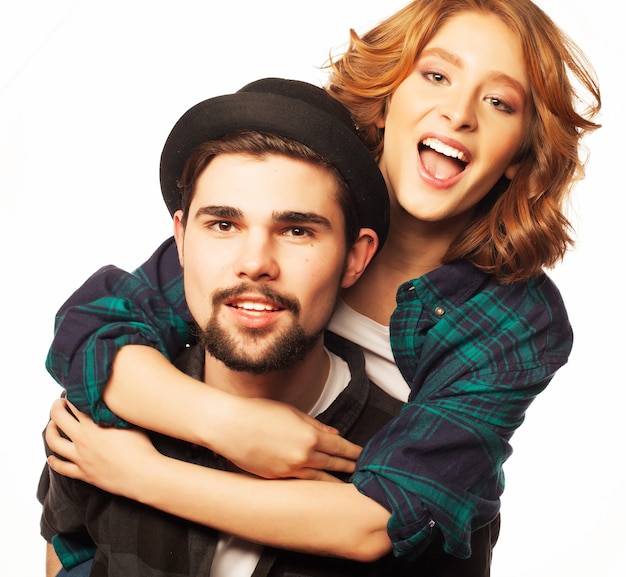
<box><xmin>418</xmin><ymin>137</ymin><xmax>469</xmax><ymax>181</ymax></box>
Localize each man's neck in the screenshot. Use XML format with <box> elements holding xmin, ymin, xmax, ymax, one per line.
<box><xmin>202</xmin><ymin>339</ymin><xmax>330</xmax><ymax>414</ymax></box>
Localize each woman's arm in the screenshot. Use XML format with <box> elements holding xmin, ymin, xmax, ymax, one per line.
<box><xmin>45</xmin><ymin>399</ymin><xmax>392</xmax><ymax>562</ymax></box>
<box><xmin>106</xmin><ymin>346</ymin><xmax>362</xmax><ymax>480</ymax></box>
<box><xmin>352</xmin><ymin>266</ymin><xmax>574</xmax><ymax>559</ymax></box>
<box><xmin>46</xmin><ymin>237</ymin><xmax>190</xmax><ymax>426</ymax></box>
<box><xmin>44</xmin><ymin>257</ymin><xmax>574</xmax><ymax>560</ymax></box>
<box><xmin>46</xmin><ymin>237</ymin><xmax>361</xmax><ymax>479</ymax></box>
<box><xmin>45</xmin><ymin>543</ymin><xmax>62</xmax><ymax>577</ymax></box>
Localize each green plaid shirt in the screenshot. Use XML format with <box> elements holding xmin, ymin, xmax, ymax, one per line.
<box><xmin>352</xmin><ymin>259</ymin><xmax>571</xmax><ymax>558</ymax></box>
<box><xmin>43</xmin><ymin>238</ymin><xmax>572</xmax><ymax>561</ymax></box>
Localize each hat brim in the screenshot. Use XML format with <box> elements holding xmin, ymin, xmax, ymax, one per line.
<box><xmin>160</xmin><ymin>81</ymin><xmax>389</xmax><ymax>249</ymax></box>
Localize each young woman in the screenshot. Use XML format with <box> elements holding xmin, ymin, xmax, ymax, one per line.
<box><xmin>44</xmin><ymin>0</ymin><xmax>601</xmax><ymax>572</ymax></box>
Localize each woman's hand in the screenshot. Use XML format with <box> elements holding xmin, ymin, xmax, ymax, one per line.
<box><xmin>44</xmin><ymin>401</ymin><xmax>391</xmax><ymax>560</ymax></box>
<box><xmin>216</xmin><ymin>396</ymin><xmax>362</xmax><ymax>482</ymax></box>
<box><xmin>45</xmin><ymin>398</ymin><xmax>158</xmax><ymax>497</ymax></box>
<box><xmin>105</xmin><ymin>346</ymin><xmax>362</xmax><ymax>482</ymax></box>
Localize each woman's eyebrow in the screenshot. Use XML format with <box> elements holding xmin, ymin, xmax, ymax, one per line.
<box><xmin>421</xmin><ymin>47</ymin><xmax>528</xmax><ymax>96</ymax></box>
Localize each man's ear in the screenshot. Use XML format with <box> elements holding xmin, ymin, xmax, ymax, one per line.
<box><xmin>341</xmin><ymin>228</ymin><xmax>378</xmax><ymax>289</ymax></box>
<box><xmin>173</xmin><ymin>210</ymin><xmax>185</xmax><ymax>267</ymax></box>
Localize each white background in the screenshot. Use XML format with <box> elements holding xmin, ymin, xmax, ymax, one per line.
<box><xmin>0</xmin><ymin>1</ymin><xmax>623</xmax><ymax>575</ymax></box>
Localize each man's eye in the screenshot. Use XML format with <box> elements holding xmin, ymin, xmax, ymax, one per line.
<box><xmin>208</xmin><ymin>221</ymin><xmax>233</xmax><ymax>232</ymax></box>
<box><xmin>285</xmin><ymin>227</ymin><xmax>311</xmax><ymax>237</ymax></box>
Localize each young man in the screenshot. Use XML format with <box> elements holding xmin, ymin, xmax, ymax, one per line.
<box><xmin>40</xmin><ymin>78</ymin><xmax>406</xmax><ymax>576</ymax></box>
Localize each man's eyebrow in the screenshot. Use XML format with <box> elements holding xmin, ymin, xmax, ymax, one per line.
<box><xmin>272</xmin><ymin>211</ymin><xmax>333</xmax><ymax>229</ymax></box>
<box><xmin>195</xmin><ymin>205</ymin><xmax>242</xmax><ymax>219</ymax></box>
<box><xmin>194</xmin><ymin>206</ymin><xmax>333</xmax><ymax>229</ymax></box>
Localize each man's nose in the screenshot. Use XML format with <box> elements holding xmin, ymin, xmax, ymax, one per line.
<box><xmin>233</xmin><ymin>231</ymin><xmax>279</xmax><ymax>281</ymax></box>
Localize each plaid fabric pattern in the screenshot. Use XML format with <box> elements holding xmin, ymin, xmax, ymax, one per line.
<box><xmin>41</xmin><ymin>338</ymin><xmax>500</xmax><ymax>575</ymax></box>
<box><xmin>45</xmin><ymin>238</ymin><xmax>191</xmax><ymax>426</ymax></box>
<box><xmin>353</xmin><ymin>260</ymin><xmax>572</xmax><ymax>558</ymax></box>
<box><xmin>44</xmin><ymin>238</ymin><xmax>572</xmax><ymax>560</ymax></box>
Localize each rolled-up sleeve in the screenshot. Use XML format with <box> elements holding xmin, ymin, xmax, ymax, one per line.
<box><xmin>353</xmin><ymin>262</ymin><xmax>573</xmax><ymax>559</ymax></box>
<box><xmin>45</xmin><ymin>237</ymin><xmax>192</xmax><ymax>425</ymax></box>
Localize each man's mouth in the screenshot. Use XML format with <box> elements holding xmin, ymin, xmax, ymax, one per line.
<box><xmin>213</xmin><ymin>283</ymin><xmax>299</xmax><ymax>319</ymax></box>
<box><xmin>418</xmin><ymin>137</ymin><xmax>469</xmax><ymax>181</ymax></box>
<box><xmin>229</xmin><ymin>300</ymin><xmax>282</xmax><ymax>313</ymax></box>
<box><xmin>223</xmin><ymin>296</ymin><xmax>286</xmax><ymax>330</ymax></box>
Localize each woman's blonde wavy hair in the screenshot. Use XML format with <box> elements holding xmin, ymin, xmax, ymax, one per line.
<box><xmin>326</xmin><ymin>0</ymin><xmax>601</xmax><ymax>283</ymax></box>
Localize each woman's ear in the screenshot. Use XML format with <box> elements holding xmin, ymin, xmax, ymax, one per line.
<box><xmin>504</xmin><ymin>161</ymin><xmax>520</xmax><ymax>180</ymax></box>
<box><xmin>375</xmin><ymin>96</ymin><xmax>391</xmax><ymax>128</ymax></box>
<box><xmin>341</xmin><ymin>228</ymin><xmax>379</xmax><ymax>288</ymax></box>
<box><xmin>172</xmin><ymin>210</ymin><xmax>185</xmax><ymax>267</ymax></box>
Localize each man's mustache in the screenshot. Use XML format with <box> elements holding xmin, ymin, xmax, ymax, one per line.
<box><xmin>211</xmin><ymin>283</ymin><xmax>300</xmax><ymax>315</ymax></box>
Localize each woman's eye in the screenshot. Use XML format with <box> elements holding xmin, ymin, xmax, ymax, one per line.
<box><xmin>424</xmin><ymin>71</ymin><xmax>446</xmax><ymax>84</ymax></box>
<box><xmin>486</xmin><ymin>96</ymin><xmax>514</xmax><ymax>114</ymax></box>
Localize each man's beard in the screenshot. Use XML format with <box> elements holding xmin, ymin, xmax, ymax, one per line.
<box><xmin>197</xmin><ymin>284</ymin><xmax>325</xmax><ymax>375</ymax></box>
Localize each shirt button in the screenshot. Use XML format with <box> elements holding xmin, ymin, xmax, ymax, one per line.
<box><xmin>434</xmin><ymin>306</ymin><xmax>445</xmax><ymax>317</ymax></box>
<box><xmin>407</xmin><ymin>285</ymin><xmax>415</xmax><ymax>291</ymax></box>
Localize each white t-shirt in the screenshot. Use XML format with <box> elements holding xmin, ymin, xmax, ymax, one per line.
<box><xmin>211</xmin><ymin>300</ymin><xmax>409</xmax><ymax>576</ymax></box>
<box><xmin>328</xmin><ymin>300</ymin><xmax>409</xmax><ymax>402</ymax></box>
<box><xmin>209</xmin><ymin>350</ymin><xmax>351</xmax><ymax>577</ymax></box>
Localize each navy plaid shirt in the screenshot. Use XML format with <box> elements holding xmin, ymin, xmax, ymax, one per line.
<box><xmin>44</xmin><ymin>237</ymin><xmax>572</xmax><ymax>560</ymax></box>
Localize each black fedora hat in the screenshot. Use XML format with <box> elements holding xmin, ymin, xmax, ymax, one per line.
<box><xmin>159</xmin><ymin>78</ymin><xmax>389</xmax><ymax>250</ymax></box>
